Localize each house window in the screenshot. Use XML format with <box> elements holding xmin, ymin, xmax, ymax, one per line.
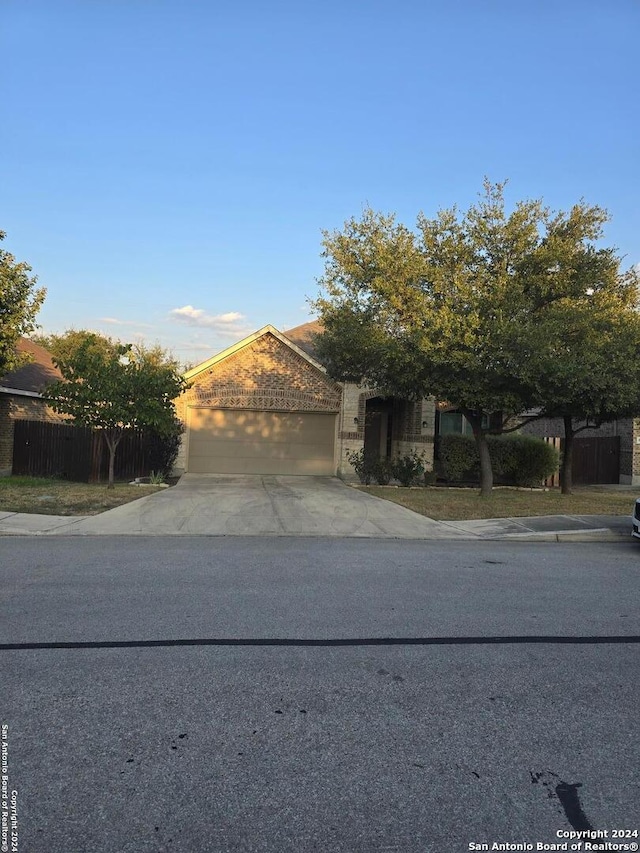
<box><xmin>439</xmin><ymin>410</ymin><xmax>489</xmax><ymax>436</ymax></box>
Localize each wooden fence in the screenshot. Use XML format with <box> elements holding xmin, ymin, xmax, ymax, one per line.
<box><xmin>543</xmin><ymin>435</ymin><xmax>620</xmax><ymax>486</ymax></box>
<box><xmin>12</xmin><ymin>420</ymin><xmax>153</xmax><ymax>482</ymax></box>
<box><xmin>543</xmin><ymin>437</ymin><xmax>562</xmax><ymax>487</ymax></box>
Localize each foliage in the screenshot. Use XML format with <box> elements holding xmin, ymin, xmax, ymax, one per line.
<box><xmin>437</xmin><ymin>433</ymin><xmax>558</xmax><ymax>487</ymax></box>
<box><xmin>32</xmin><ymin>330</ymin><xmax>181</xmax><ymax>373</ymax></box>
<box><xmin>345</xmin><ymin>448</ymin><xmax>370</xmax><ymax>484</ymax></box>
<box><xmin>372</xmin><ymin>456</ymin><xmax>393</xmax><ymax>485</ymax></box>
<box><xmin>437</xmin><ymin>435</ymin><xmax>478</xmax><ymax>482</ymax></box>
<box><xmin>346</xmin><ymin>448</ymin><xmax>427</xmax><ymax>486</ymax></box>
<box><xmin>423</xmin><ymin>468</ymin><xmax>437</xmax><ymax>486</ymax></box>
<box><xmin>391</xmin><ymin>451</ymin><xmax>426</xmax><ymax>486</ymax></box>
<box><xmin>31</xmin><ymin>329</ymin><xmax>115</xmax><ymax>364</ymax></box>
<box><xmin>506</xmin><ymin>434</ymin><xmax>559</xmax><ymax>486</ymax></box>
<box><xmin>521</xmin><ymin>288</ymin><xmax>640</xmax><ymax>492</ymax></box>
<box><xmin>0</xmin><ymin>231</ymin><xmax>46</xmax><ymax>377</ymax></box>
<box><xmin>47</xmin><ymin>333</ymin><xmax>186</xmax><ymax>487</ymax></box>
<box><xmin>313</xmin><ymin>181</ymin><xmax>638</xmax><ymax>495</ymax></box>
<box><xmin>143</xmin><ymin>417</ymin><xmax>184</xmax><ymax>478</ymax></box>
<box><xmin>345</xmin><ymin>448</ymin><xmax>392</xmax><ymax>485</ymax></box>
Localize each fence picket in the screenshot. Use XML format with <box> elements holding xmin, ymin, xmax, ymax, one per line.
<box><xmin>12</xmin><ymin>420</ymin><xmax>153</xmax><ymax>482</ymax></box>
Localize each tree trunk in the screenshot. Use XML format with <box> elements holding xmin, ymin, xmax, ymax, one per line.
<box><xmin>103</xmin><ymin>431</ymin><xmax>122</xmax><ymax>490</ymax></box>
<box><xmin>560</xmin><ymin>415</ymin><xmax>574</xmax><ymax>495</ymax></box>
<box><xmin>466</xmin><ymin>411</ymin><xmax>493</xmax><ymax>497</ymax></box>
<box><xmin>476</xmin><ymin>432</ymin><xmax>494</xmax><ymax>497</ymax></box>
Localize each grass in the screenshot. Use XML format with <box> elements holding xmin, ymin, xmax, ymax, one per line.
<box><xmin>356</xmin><ymin>484</ymin><xmax>636</xmax><ymax>521</ymax></box>
<box><xmin>0</xmin><ymin>476</ymin><xmax>167</xmax><ymax>516</ymax></box>
<box><xmin>2</xmin><ymin>475</ymin><xmax>633</xmax><ymax>521</ymax></box>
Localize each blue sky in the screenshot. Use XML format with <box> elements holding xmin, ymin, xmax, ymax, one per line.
<box><xmin>3</xmin><ymin>0</ymin><xmax>639</xmax><ymax>366</ymax></box>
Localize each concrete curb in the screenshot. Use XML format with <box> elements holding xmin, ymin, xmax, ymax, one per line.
<box><xmin>0</xmin><ymin>527</ymin><xmax>632</xmax><ymax>542</ymax></box>
<box><xmin>488</xmin><ymin>529</ymin><xmax>629</xmax><ymax>543</ymax></box>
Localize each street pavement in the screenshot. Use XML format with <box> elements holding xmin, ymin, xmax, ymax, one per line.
<box><xmin>0</xmin><ymin>474</ymin><xmax>633</xmax><ymax>540</ymax></box>
<box><xmin>2</xmin><ymin>537</ymin><xmax>639</xmax><ymax>852</ymax></box>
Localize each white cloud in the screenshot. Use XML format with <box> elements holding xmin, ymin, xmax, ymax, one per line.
<box><xmin>168</xmin><ymin>305</ymin><xmax>245</xmax><ymax>329</ymax></box>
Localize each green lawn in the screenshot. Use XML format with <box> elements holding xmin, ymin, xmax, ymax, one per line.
<box><xmin>356</xmin><ymin>484</ymin><xmax>635</xmax><ymax>521</ymax></box>
<box><xmin>0</xmin><ymin>476</ymin><xmax>166</xmax><ymax>516</ymax></box>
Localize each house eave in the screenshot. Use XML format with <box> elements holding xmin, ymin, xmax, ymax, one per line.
<box><xmin>0</xmin><ymin>386</ymin><xmax>44</xmax><ymax>399</ymax></box>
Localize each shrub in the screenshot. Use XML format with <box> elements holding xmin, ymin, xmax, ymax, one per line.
<box><xmin>346</xmin><ymin>449</ymin><xmax>394</xmax><ymax>485</ymax></box>
<box><xmin>423</xmin><ymin>468</ymin><xmax>437</xmax><ymax>486</ymax></box>
<box><xmin>346</xmin><ymin>448</ymin><xmax>374</xmax><ymax>484</ymax></box>
<box><xmin>391</xmin><ymin>451</ymin><xmax>426</xmax><ymax>486</ymax></box>
<box><xmin>372</xmin><ymin>456</ymin><xmax>393</xmax><ymax>485</ymax></box>
<box><xmin>437</xmin><ymin>433</ymin><xmax>558</xmax><ymax>487</ymax></box>
<box><xmin>497</xmin><ymin>433</ymin><xmax>558</xmax><ymax>487</ymax></box>
<box><xmin>144</xmin><ymin>418</ymin><xmax>185</xmax><ymax>479</ymax></box>
<box><xmin>437</xmin><ymin>434</ymin><xmax>477</xmax><ymax>481</ymax></box>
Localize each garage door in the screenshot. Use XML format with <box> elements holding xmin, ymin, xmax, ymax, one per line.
<box><xmin>187</xmin><ymin>408</ymin><xmax>337</xmax><ymax>475</ymax></box>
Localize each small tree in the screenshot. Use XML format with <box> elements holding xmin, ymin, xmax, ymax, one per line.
<box><xmin>47</xmin><ymin>333</ymin><xmax>186</xmax><ymax>487</ymax></box>
<box><xmin>0</xmin><ymin>231</ymin><xmax>46</xmax><ymax>376</ymax></box>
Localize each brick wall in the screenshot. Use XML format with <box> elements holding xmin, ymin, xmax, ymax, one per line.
<box><xmin>336</xmin><ymin>389</ymin><xmax>436</xmax><ymax>480</ymax></box>
<box><xmin>336</xmin><ymin>384</ymin><xmax>365</xmax><ymax>478</ymax></box>
<box><xmin>173</xmin><ymin>333</ymin><xmax>343</xmax><ymax>475</ymax></box>
<box><xmin>176</xmin><ymin>333</ymin><xmax>341</xmax><ymax>422</ymax></box>
<box><xmin>0</xmin><ymin>394</ymin><xmax>66</xmax><ymax>475</ymax></box>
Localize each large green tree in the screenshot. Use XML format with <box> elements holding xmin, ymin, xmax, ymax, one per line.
<box><xmin>47</xmin><ymin>333</ymin><xmax>186</xmax><ymax>487</ymax></box>
<box><xmin>313</xmin><ymin>181</ymin><xmax>639</xmax><ymax>496</ymax></box>
<box><xmin>0</xmin><ymin>231</ymin><xmax>46</xmax><ymax>376</ymax></box>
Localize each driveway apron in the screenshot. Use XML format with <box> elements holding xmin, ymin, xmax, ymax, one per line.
<box><xmin>58</xmin><ymin>474</ymin><xmax>464</xmax><ymax>538</ymax></box>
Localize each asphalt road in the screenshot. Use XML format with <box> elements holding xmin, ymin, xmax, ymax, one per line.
<box><xmin>2</xmin><ymin>537</ymin><xmax>639</xmax><ymax>852</ymax></box>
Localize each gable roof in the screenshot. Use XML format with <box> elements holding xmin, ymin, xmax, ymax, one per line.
<box><xmin>183</xmin><ymin>324</ymin><xmax>328</xmax><ymax>380</ymax></box>
<box><xmin>0</xmin><ymin>338</ymin><xmax>62</xmax><ymax>395</ymax></box>
<box><xmin>282</xmin><ymin>320</ymin><xmax>324</xmax><ymax>361</ymax></box>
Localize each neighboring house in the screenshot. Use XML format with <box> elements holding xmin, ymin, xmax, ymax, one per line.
<box><xmin>173</xmin><ymin>322</ymin><xmax>436</xmax><ymax>479</ymax></box>
<box><xmin>0</xmin><ymin>338</ymin><xmax>65</xmax><ymax>476</ymax></box>
<box><xmin>521</xmin><ymin>415</ymin><xmax>640</xmax><ymax>486</ymax></box>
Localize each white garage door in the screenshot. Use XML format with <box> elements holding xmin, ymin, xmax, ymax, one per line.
<box><xmin>187</xmin><ymin>408</ymin><xmax>337</xmax><ymax>475</ymax></box>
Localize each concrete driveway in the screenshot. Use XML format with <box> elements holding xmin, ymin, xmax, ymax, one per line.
<box><xmin>59</xmin><ymin>474</ymin><xmax>462</xmax><ymax>537</ymax></box>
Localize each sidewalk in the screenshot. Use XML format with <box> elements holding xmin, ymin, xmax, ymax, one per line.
<box><xmin>0</xmin><ymin>508</ymin><xmax>631</xmax><ymax>541</ymax></box>
<box><xmin>439</xmin><ymin>513</ymin><xmax>632</xmax><ymax>542</ymax></box>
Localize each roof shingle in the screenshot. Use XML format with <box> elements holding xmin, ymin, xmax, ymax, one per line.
<box><xmin>283</xmin><ymin>320</ymin><xmax>324</xmax><ymax>361</ymax></box>
<box><xmin>0</xmin><ymin>338</ymin><xmax>62</xmax><ymax>394</ymax></box>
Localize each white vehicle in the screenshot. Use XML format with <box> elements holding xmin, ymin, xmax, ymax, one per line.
<box><xmin>632</xmin><ymin>499</ymin><xmax>640</xmax><ymax>539</ymax></box>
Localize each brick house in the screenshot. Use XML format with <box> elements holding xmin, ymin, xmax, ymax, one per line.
<box><xmin>0</xmin><ymin>338</ymin><xmax>66</xmax><ymax>476</ymax></box>
<box><xmin>173</xmin><ymin>322</ymin><xmax>436</xmax><ymax>479</ymax></box>
<box><xmin>521</xmin><ymin>415</ymin><xmax>640</xmax><ymax>485</ymax></box>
